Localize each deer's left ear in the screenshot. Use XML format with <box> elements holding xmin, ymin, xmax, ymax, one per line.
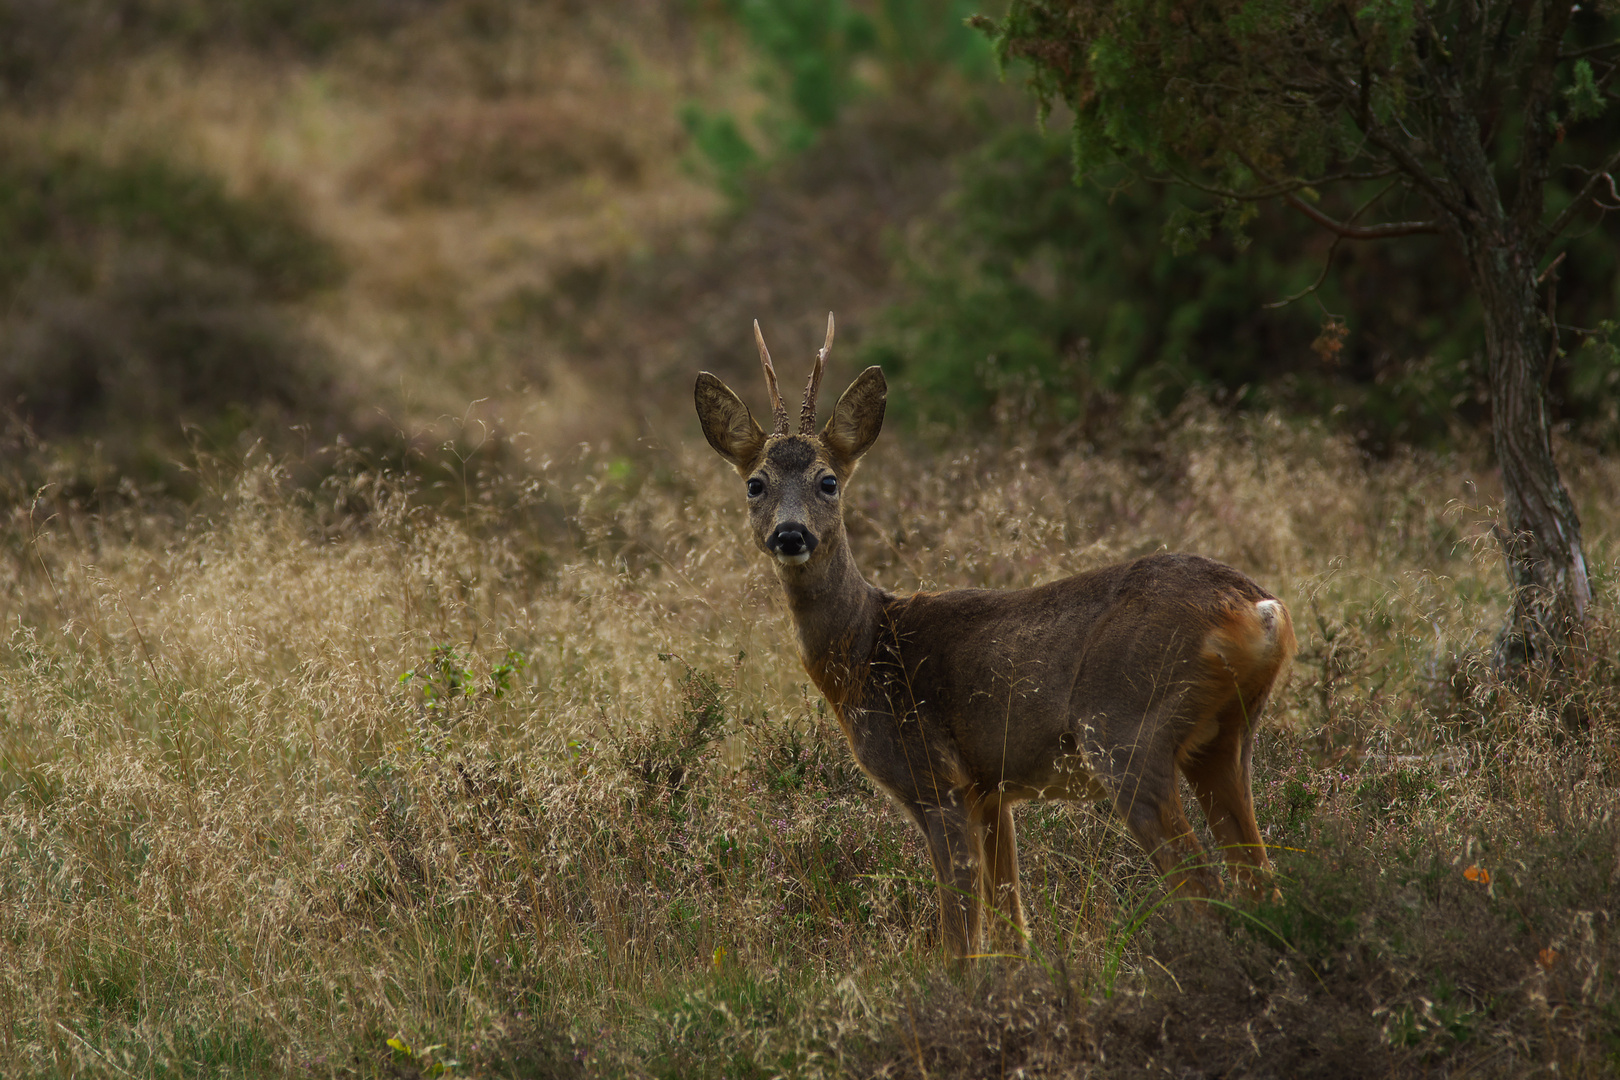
<box><xmin>821</xmin><ymin>366</ymin><xmax>886</xmax><ymax>469</ymax></box>
<box><xmin>696</xmin><ymin>372</ymin><xmax>767</xmax><ymax>474</ymax></box>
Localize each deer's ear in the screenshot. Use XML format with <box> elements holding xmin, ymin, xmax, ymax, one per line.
<box><xmin>695</xmin><ymin>373</ymin><xmax>767</xmax><ymax>474</ymax></box>
<box><xmin>822</xmin><ymin>366</ymin><xmax>886</xmax><ymax>469</ymax></box>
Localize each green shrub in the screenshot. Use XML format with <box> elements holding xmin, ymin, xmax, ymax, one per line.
<box><xmin>859</xmin><ymin>125</ymin><xmax>1494</xmax><ymax>449</ymax></box>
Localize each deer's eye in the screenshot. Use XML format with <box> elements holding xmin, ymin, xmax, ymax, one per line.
<box><xmin>747</xmin><ymin>477</ymin><xmax>765</xmax><ymax>498</ymax></box>
<box><xmin>819</xmin><ymin>475</ymin><xmax>838</xmax><ymax>496</ymax></box>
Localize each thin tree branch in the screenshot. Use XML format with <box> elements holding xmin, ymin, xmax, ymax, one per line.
<box><xmin>1150</xmin><ymin>163</ymin><xmax>1401</xmax><ymax>203</ymax></box>
<box><xmin>1594</xmin><ymin>59</ymin><xmax>1620</xmax><ymax>93</ymax></box>
<box><xmin>1457</xmin><ymin>0</ymin><xmax>1488</xmax><ymax>96</ymax></box>
<box><xmin>1236</xmin><ymin>150</ymin><xmax>1443</xmax><ymax>237</ymax></box>
<box><xmin>1280</xmin><ymin>191</ymin><xmax>1443</xmax><ymax>238</ymax></box>
<box><xmin>1545</xmin><ymin>144</ymin><xmax>1620</xmax><ymax>237</ymax></box>
<box><xmin>1283</xmin><ymin>4</ymin><xmax>1467</xmax><ymax>222</ymax></box>
<box><xmin>1599</xmin><ymin>171</ymin><xmax>1620</xmax><ymax>211</ymax></box>
<box><xmin>1321</xmin><ymin>56</ymin><xmax>1469</xmax><ymax>220</ymax></box>
<box><xmin>1559</xmin><ymin>39</ymin><xmax>1620</xmax><ymax>61</ymax></box>
<box><xmin>1354</xmin><ymin>121</ymin><xmax>1468</xmax><ymax>222</ymax></box>
<box><xmin>1484</xmin><ymin>0</ymin><xmax>1521</xmax><ymax>92</ymax></box>
<box><xmin>1267</xmin><ymin>177</ymin><xmax>1404</xmax><ymax>308</ymax></box>
<box><xmin>1265</xmin><ymin>231</ymin><xmax>1346</xmax><ymax>308</ymax></box>
<box><xmin>1537</xmin><ymin>250</ymin><xmax>1567</xmax><ymax>285</ymax></box>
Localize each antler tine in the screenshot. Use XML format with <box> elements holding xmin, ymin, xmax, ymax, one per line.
<box><xmin>754</xmin><ymin>319</ymin><xmax>790</xmax><ymax>435</ymax></box>
<box><xmin>798</xmin><ymin>311</ymin><xmax>834</xmax><ymax>435</ymax></box>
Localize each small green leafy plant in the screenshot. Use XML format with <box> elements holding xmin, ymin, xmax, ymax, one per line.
<box><xmin>399</xmin><ymin>645</ymin><xmax>527</xmax><ymax>711</ymax></box>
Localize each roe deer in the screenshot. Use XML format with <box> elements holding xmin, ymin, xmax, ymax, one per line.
<box><xmin>695</xmin><ymin>314</ymin><xmax>1296</xmax><ymax>960</ymax></box>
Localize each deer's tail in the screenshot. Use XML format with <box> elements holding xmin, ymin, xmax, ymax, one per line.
<box><xmin>1204</xmin><ymin>595</ymin><xmax>1297</xmax><ymax>719</ymax></box>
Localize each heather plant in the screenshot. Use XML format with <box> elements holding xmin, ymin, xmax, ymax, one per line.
<box><xmin>0</xmin><ymin>0</ymin><xmax>437</xmax><ymax>100</ymax></box>
<box><xmin>0</xmin><ymin>141</ymin><xmax>345</xmax><ymax>487</ymax></box>
<box><xmin>0</xmin><ymin>412</ymin><xmax>1615</xmax><ymax>1077</ymax></box>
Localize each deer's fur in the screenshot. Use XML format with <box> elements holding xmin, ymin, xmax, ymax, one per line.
<box><xmin>695</xmin><ymin>316</ymin><xmax>1296</xmax><ymax>959</ymax></box>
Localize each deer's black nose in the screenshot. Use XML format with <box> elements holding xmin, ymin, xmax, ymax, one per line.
<box><xmin>768</xmin><ymin>523</ymin><xmax>817</xmax><ymax>557</ymax></box>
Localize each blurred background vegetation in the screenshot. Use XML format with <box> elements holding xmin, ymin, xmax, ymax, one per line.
<box><xmin>0</xmin><ymin>0</ymin><xmax>1616</xmax><ymax>492</ymax></box>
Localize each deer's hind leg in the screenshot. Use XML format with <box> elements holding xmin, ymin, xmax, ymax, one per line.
<box><xmin>1098</xmin><ymin>715</ymin><xmax>1220</xmax><ymax>905</ymax></box>
<box><xmin>1183</xmin><ymin>593</ymin><xmax>1293</xmax><ymax>896</ymax></box>
<box><xmin>1181</xmin><ymin>689</ymin><xmax>1275</xmax><ymax>895</ymax></box>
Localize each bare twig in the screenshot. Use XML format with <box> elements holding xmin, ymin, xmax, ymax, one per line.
<box><xmin>1341</xmin><ymin>79</ymin><xmax>1468</xmax><ymax>220</ymax></box>
<box><xmin>1151</xmin><ymin>164</ymin><xmax>1399</xmax><ymax>204</ymax></box>
<box><xmin>1598</xmin><ymin>171</ymin><xmax>1620</xmax><ymax>211</ymax></box>
<box><xmin>1280</xmin><ymin>190</ymin><xmax>1441</xmax><ymax>239</ymax></box>
<box><xmin>1545</xmin><ymin>146</ymin><xmax>1620</xmax><ymax>238</ymax></box>
<box><xmin>1263</xmin><ymin>168</ymin><xmax>1404</xmax><ymax>307</ymax></box>
<box><xmin>1235</xmin><ymin>151</ymin><xmax>1443</xmax><ymax>238</ymax></box>
<box><xmin>1559</xmin><ymin>38</ymin><xmax>1620</xmax><ymax>61</ymax></box>
<box><xmin>1265</xmin><ymin>232</ymin><xmax>1347</xmax><ymax>308</ymax></box>
<box><xmin>1537</xmin><ymin>250</ymin><xmax>1567</xmax><ymax>285</ymax></box>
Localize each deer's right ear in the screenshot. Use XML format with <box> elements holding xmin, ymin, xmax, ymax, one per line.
<box><xmin>822</xmin><ymin>366</ymin><xmax>886</xmax><ymax>469</ymax></box>
<box><xmin>695</xmin><ymin>373</ymin><xmax>767</xmax><ymax>474</ymax></box>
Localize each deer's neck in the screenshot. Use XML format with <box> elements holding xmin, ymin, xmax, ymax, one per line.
<box><xmin>776</xmin><ymin>534</ymin><xmax>883</xmax><ymax>710</ymax></box>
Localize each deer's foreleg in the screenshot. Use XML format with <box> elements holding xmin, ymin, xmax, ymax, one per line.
<box><xmin>918</xmin><ymin>797</ymin><xmax>984</xmax><ymax>960</ymax></box>
<box><xmin>980</xmin><ymin>799</ymin><xmax>1028</xmax><ymax>953</ymax></box>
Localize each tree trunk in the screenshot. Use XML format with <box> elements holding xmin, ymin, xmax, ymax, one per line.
<box><xmin>1428</xmin><ymin>60</ymin><xmax>1593</xmax><ymax>677</ymax></box>
<box><xmin>1464</xmin><ymin>237</ymin><xmax>1592</xmax><ymax>674</ymax></box>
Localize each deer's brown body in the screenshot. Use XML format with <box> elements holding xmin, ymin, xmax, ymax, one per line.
<box><xmin>696</xmin><ymin>316</ymin><xmax>1296</xmax><ymax>959</ymax></box>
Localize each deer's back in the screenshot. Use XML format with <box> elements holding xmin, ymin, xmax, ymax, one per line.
<box><xmin>848</xmin><ymin>553</ymin><xmax>1279</xmax><ymax>800</ymax></box>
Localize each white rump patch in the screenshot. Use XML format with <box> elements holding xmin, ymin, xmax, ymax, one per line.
<box><xmin>1254</xmin><ymin>599</ymin><xmax>1282</xmax><ymax>640</ymax></box>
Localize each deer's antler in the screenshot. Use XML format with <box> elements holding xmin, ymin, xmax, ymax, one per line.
<box><xmin>754</xmin><ymin>319</ymin><xmax>790</xmax><ymax>435</ymax></box>
<box><xmin>799</xmin><ymin>312</ymin><xmax>834</xmax><ymax>435</ymax></box>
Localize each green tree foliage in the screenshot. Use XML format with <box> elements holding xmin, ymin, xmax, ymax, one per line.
<box><xmin>982</xmin><ymin>0</ymin><xmax>1620</xmax><ymax>673</ymax></box>
<box><xmin>864</xmin><ymin>126</ymin><xmax>1500</xmax><ymax>448</ymax></box>
<box><xmin>682</xmin><ymin>0</ymin><xmax>994</xmax><ymax>190</ymax></box>
<box><xmin>866</xmin><ymin>118</ymin><xmax>1618</xmax><ymax>451</ymax></box>
<box><xmin>867</xmin><ymin>129</ymin><xmax>1318</xmax><ymax>425</ymax></box>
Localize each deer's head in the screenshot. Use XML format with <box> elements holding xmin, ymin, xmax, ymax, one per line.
<box><xmin>695</xmin><ymin>314</ymin><xmax>886</xmax><ymax>570</ymax></box>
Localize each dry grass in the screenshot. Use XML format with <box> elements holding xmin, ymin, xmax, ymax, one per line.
<box><xmin>2</xmin><ymin>412</ymin><xmax>1617</xmax><ymax>1078</ymax></box>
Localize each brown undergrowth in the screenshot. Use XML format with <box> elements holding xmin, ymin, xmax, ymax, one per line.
<box><xmin>1</xmin><ymin>414</ymin><xmax>1617</xmax><ymax>1077</ymax></box>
